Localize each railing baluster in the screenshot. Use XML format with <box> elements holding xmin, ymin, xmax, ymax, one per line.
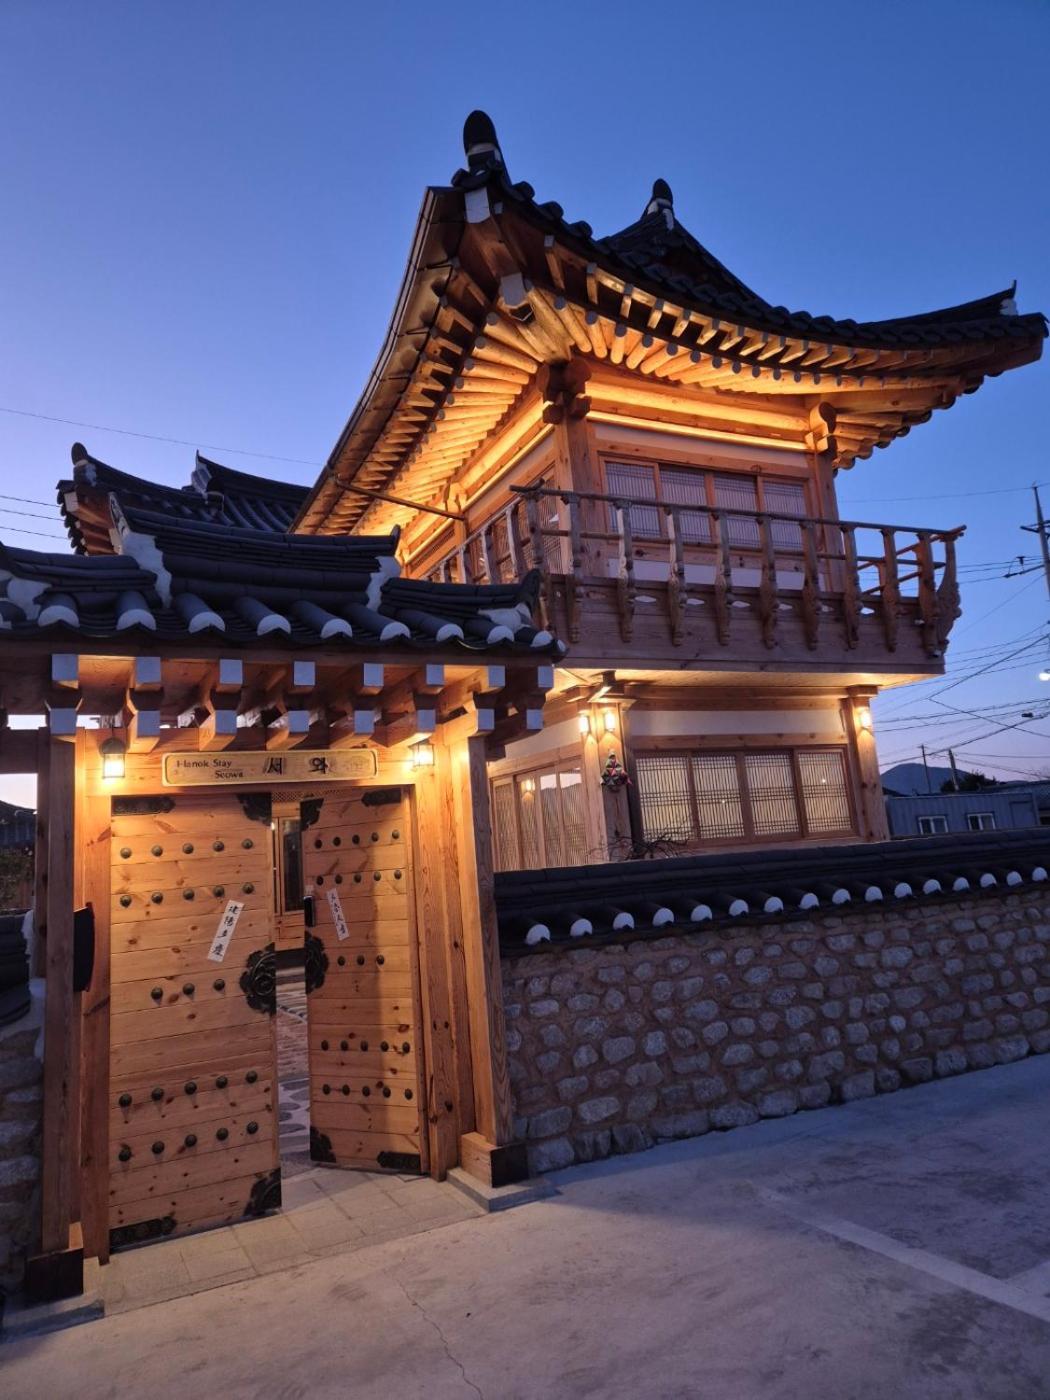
<box><xmin>523</xmin><ymin>491</ymin><xmax>551</xmax><ymax>629</ymax></box>
<box><xmin>841</xmin><ymin>525</ymin><xmax>860</xmax><ymax>649</ymax></box>
<box><xmin>712</xmin><ymin>510</ymin><xmax>733</xmax><ymax>645</ymax></box>
<box><xmin>479</xmin><ymin>521</ymin><xmax>496</xmax><ymax>584</ymax></box>
<box><xmin>564</xmin><ymin>492</ymin><xmax>584</xmax><ymax>642</ymax></box>
<box><xmin>879</xmin><ymin>527</ymin><xmax>900</xmax><ymax>653</ymax></box>
<box><xmin>801</xmin><ymin>520</ymin><xmax>820</xmax><ymax>650</ymax></box>
<box><xmin>455</xmin><ymin>545</ymin><xmax>470</xmax><ymax>585</ymax></box>
<box><xmin>935</xmin><ymin>531</ymin><xmax>961</xmax><ymax>655</ymax></box>
<box><xmin>915</xmin><ymin>530</ymin><xmax>939</xmax><ymax>657</ymax></box>
<box><xmin>666</xmin><ymin>506</ymin><xmax>686</xmax><ymax>645</ymax></box>
<box><xmin>615</xmin><ymin>501</ymin><xmax>636</xmax><ymax>642</ymax></box>
<box><xmin>505</xmin><ymin>503</ymin><xmax>525</xmax><ymax>580</ymax></box>
<box><xmin>524</xmin><ymin>492</ymin><xmax>545</xmax><ymax>571</ymax></box>
<box><xmin>757</xmin><ymin>513</ymin><xmax>779</xmax><ymax>649</ymax></box>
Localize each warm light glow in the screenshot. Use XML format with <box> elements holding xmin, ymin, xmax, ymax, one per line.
<box><xmin>578</xmin><ymin>713</ymin><xmax>591</xmax><ymax>735</ymax></box>
<box><xmin>602</xmin><ymin>708</ymin><xmax>617</xmax><ymax>734</ymax></box>
<box><xmin>100</xmin><ymin>736</ymin><xmax>126</xmax><ymax>780</ymax></box>
<box><xmin>410</xmin><ymin>740</ymin><xmax>435</xmax><ymax>768</ymax></box>
<box><xmin>520</xmin><ymin>777</ymin><xmax>536</xmax><ymax>794</ymax></box>
<box><xmin>857</xmin><ymin>707</ymin><xmax>873</xmax><ymax>732</ymax></box>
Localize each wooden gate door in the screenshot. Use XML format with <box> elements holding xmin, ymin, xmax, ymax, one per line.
<box><xmin>108</xmin><ymin>793</ymin><xmax>281</xmax><ymax>1248</ymax></box>
<box><xmin>303</xmin><ymin>787</ymin><xmax>425</xmax><ymax>1173</ymax></box>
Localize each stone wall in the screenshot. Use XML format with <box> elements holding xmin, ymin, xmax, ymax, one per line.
<box><xmin>0</xmin><ymin>985</ymin><xmax>42</xmax><ymax>1295</ymax></box>
<box><xmin>503</xmin><ymin>887</ymin><xmax>1050</xmax><ymax>1173</ymax></box>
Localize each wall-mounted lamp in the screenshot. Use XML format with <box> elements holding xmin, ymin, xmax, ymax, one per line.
<box><xmin>602</xmin><ymin>708</ymin><xmax>617</xmax><ymax>734</ymax></box>
<box><xmin>100</xmin><ymin>735</ymin><xmax>127</xmax><ymax>780</ymax></box>
<box><xmin>578</xmin><ymin>712</ymin><xmax>591</xmax><ymax>736</ymax></box>
<box><xmin>410</xmin><ymin>740</ymin><xmax>435</xmax><ymax>769</ymax></box>
<box><xmin>857</xmin><ymin>707</ymin><xmax>873</xmax><ymax>733</ymax></box>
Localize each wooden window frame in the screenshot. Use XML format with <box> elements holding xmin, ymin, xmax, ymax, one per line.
<box><xmin>634</xmin><ymin>743</ymin><xmax>856</xmax><ymax>849</ymax></box>
<box><xmin>491</xmin><ymin>752</ymin><xmax>591</xmax><ymax>872</ymax></box>
<box><xmin>600</xmin><ymin>455</ymin><xmax>812</xmax><ymax>552</ymax></box>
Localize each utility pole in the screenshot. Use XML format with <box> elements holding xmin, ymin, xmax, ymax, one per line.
<box><xmin>920</xmin><ymin>743</ymin><xmax>932</xmax><ymax>794</ymax></box>
<box><xmin>948</xmin><ymin>748</ymin><xmax>960</xmax><ymax>792</ymax></box>
<box><xmin>1021</xmin><ymin>485</ymin><xmax>1050</xmax><ymax>602</ymax></box>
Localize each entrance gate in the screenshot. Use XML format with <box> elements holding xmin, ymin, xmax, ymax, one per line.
<box><xmin>303</xmin><ymin>788</ymin><xmax>426</xmax><ymax>1172</ymax></box>
<box><xmin>107</xmin><ymin>793</ymin><xmax>280</xmax><ymax>1247</ymax></box>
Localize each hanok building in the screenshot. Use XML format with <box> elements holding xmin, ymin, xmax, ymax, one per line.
<box><xmin>0</xmin><ymin>112</ymin><xmax>1044</xmax><ymax>1301</ymax></box>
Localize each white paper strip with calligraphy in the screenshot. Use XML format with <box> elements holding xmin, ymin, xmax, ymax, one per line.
<box><xmin>326</xmin><ymin>887</ymin><xmax>350</xmax><ymax>941</ymax></box>
<box><xmin>208</xmin><ymin>900</ymin><xmax>244</xmax><ymax>963</ymax></box>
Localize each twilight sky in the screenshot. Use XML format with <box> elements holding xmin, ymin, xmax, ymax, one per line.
<box><xmin>1</xmin><ymin>1</ymin><xmax>1048</xmax><ymax>809</ymax></box>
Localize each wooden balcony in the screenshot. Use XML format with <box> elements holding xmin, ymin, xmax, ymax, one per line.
<box><xmin>421</xmin><ymin>488</ymin><xmax>964</xmax><ymax>674</ymax></box>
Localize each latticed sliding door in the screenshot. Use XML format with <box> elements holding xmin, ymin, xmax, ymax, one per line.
<box><xmin>108</xmin><ymin>793</ymin><xmax>280</xmax><ymax>1249</ymax></box>
<box><xmin>303</xmin><ymin>788</ymin><xmax>425</xmax><ymax>1173</ymax></box>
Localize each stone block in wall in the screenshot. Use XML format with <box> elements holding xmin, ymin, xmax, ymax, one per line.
<box><xmin>0</xmin><ymin>982</ymin><xmax>43</xmax><ymax>1293</ymax></box>
<box><xmin>503</xmin><ymin>889</ymin><xmax>1050</xmax><ymax>1174</ymax></box>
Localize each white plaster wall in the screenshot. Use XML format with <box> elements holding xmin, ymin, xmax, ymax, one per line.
<box><xmin>630</xmin><ymin>708</ymin><xmax>845</xmax><ymax>739</ymax></box>
<box><xmin>498</xmin><ymin>717</ymin><xmax>582</xmax><ymax>763</ymax></box>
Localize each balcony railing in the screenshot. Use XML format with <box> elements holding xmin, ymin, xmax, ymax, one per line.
<box><xmin>422</xmin><ymin>487</ymin><xmax>963</xmax><ymax>660</ymax></box>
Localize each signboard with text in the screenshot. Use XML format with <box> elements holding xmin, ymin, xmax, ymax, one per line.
<box><xmin>162</xmin><ymin>748</ymin><xmax>379</xmax><ymax>787</ymax></box>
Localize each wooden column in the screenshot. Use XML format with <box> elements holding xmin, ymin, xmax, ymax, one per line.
<box><xmin>31</xmin><ymin>729</ymin><xmax>50</xmax><ymax>977</ymax></box>
<box><xmin>593</xmin><ymin>701</ymin><xmax>636</xmax><ymax>858</ymax></box>
<box><xmin>844</xmin><ymin>687</ymin><xmax>889</xmax><ymax>842</ymax></box>
<box><xmin>78</xmin><ymin>731</ymin><xmax>112</xmax><ymax>1261</ymax></box>
<box><xmin>449</xmin><ymin>733</ymin><xmax>524</xmax><ymax>1186</ymax></box>
<box><xmin>412</xmin><ymin>747</ymin><xmax>476</xmax><ymax>1178</ymax></box>
<box><xmin>542</xmin><ymin>358</ymin><xmax>607</xmax><ymax>576</ymax></box>
<box><xmin>26</xmin><ymin>731</ymin><xmax>83</xmax><ymax>1300</ymax></box>
<box><xmin>578</xmin><ymin>716</ymin><xmax>610</xmax><ymax>864</ymax></box>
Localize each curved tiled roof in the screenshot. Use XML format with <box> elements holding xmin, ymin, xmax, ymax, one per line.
<box><xmin>3</xmin><ymin>453</ymin><xmax>563</xmax><ymax>656</ymax></box>
<box><xmin>59</xmin><ymin>444</ymin><xmax>309</xmax><ymax>553</ymax></box>
<box><xmin>299</xmin><ymin>113</ymin><xmax>1045</xmax><ymax>535</ymax></box>
<box><xmin>496</xmin><ymin>831</ymin><xmax>1050</xmax><ymax>953</ymax></box>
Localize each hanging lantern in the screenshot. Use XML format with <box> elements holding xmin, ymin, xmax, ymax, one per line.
<box><xmin>100</xmin><ymin>735</ymin><xmax>126</xmax><ymax>780</ymax></box>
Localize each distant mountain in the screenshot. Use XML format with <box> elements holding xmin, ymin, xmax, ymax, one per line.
<box><xmin>880</xmin><ymin>761</ymin><xmax>976</xmax><ymax>797</ymax></box>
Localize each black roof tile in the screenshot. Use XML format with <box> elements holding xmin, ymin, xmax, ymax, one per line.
<box><xmin>4</xmin><ymin>459</ymin><xmax>564</xmax><ymax>657</ymax></box>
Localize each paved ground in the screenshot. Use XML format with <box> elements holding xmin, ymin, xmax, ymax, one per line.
<box><xmin>96</xmin><ymin>1167</ymin><xmax>481</xmax><ymax>1314</ymax></box>
<box><xmin>7</xmin><ymin>1056</ymin><xmax>1050</xmax><ymax>1399</ymax></box>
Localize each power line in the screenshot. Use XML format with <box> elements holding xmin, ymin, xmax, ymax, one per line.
<box><xmin>0</xmin><ymin>491</ymin><xmax>54</xmax><ymax>509</ymax></box>
<box><xmin>0</xmin><ymin>406</ymin><xmax>322</xmax><ymax>471</ymax></box>
<box><xmin>0</xmin><ymin>505</ymin><xmax>65</xmax><ymax>523</ymax></box>
<box><xmin>842</xmin><ymin>482</ymin><xmax>1050</xmax><ymax>505</ymax></box>
<box><xmin>876</xmin><ymin>633</ymin><xmax>1048</xmax><ymax>715</ymax></box>
<box><xmin>0</xmin><ymin>524</ymin><xmax>70</xmax><ymax>543</ymax></box>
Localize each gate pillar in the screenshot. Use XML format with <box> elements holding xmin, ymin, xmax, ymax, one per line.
<box><xmin>448</xmin><ymin>734</ymin><xmax>527</xmax><ymax>1188</ymax></box>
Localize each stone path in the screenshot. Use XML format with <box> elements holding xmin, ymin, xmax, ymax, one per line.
<box><xmin>278</xmin><ymin>1075</ymin><xmax>312</xmax><ymax>1177</ymax></box>
<box><xmin>276</xmin><ymin>967</ymin><xmax>308</xmax><ymax>1081</ymax></box>
<box><xmin>93</xmin><ymin>1165</ymin><xmax>481</xmax><ymax>1316</ymax></box>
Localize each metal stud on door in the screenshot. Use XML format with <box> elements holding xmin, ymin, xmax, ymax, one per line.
<box><xmin>303</xmin><ymin>789</ymin><xmax>424</xmax><ymax>1172</ymax></box>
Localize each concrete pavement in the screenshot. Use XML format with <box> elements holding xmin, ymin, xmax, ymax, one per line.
<box><xmin>6</xmin><ymin>1055</ymin><xmax>1050</xmax><ymax>1398</ymax></box>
